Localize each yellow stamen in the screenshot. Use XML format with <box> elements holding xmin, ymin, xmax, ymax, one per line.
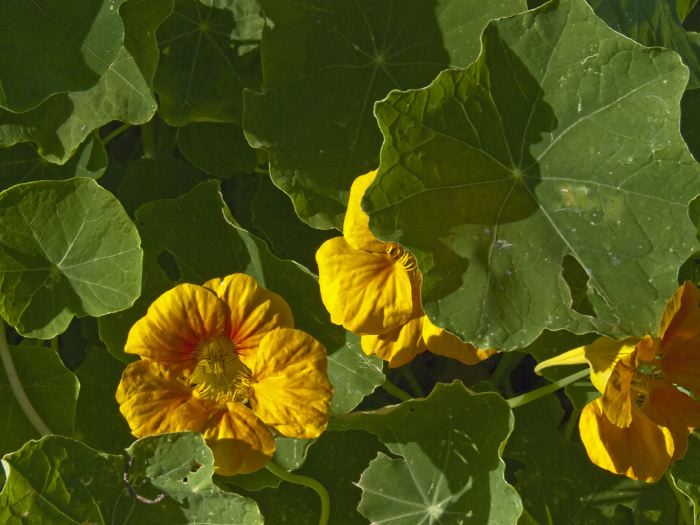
<box><xmin>386</xmin><ymin>243</ymin><xmax>418</xmax><ymax>272</ymax></box>
<box><xmin>189</xmin><ymin>336</ymin><xmax>251</xmax><ymax>404</ymax></box>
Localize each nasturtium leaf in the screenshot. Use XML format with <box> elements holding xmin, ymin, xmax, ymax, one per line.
<box><xmin>335</xmin><ymin>381</ymin><xmax>521</xmax><ymax>525</ymax></box>
<box><xmin>671</xmin><ymin>432</ymin><xmax>700</xmax><ymax>523</ymax></box>
<box><xmin>177</xmin><ymin>122</ymin><xmax>257</xmax><ymax>177</ymax></box>
<box><xmin>98</xmin><ymin>182</ymin><xmax>383</xmax><ymax>414</ymax></box>
<box><xmin>504</xmin><ymin>395</ymin><xmax>682</xmax><ymax>523</ymax></box>
<box><xmin>682</xmin><ymin>88</ymin><xmax>700</xmax><ymax>161</ymax></box>
<box><xmin>235</xmin><ymin>431</ymin><xmax>384</xmax><ymax>524</ymax></box>
<box><xmin>587</xmin><ymin>0</ymin><xmax>700</xmax><ymax>89</ymax></box>
<box><xmin>0</xmin><ymin>0</ymin><xmax>173</xmax><ymax>164</ymax></box>
<box><xmin>154</xmin><ymin>0</ymin><xmax>263</xmax><ymax>125</ymax></box>
<box><xmin>366</xmin><ymin>0</ymin><xmax>700</xmax><ymax>350</ymax></box>
<box><xmin>0</xmin><ymin>136</ymin><xmax>106</xmax><ymax>191</ymax></box>
<box><xmin>0</xmin><ymin>346</ymin><xmax>78</xmax><ymax>457</ymax></box>
<box><xmin>73</xmin><ymin>346</ymin><xmax>133</xmax><ymax>453</ymax></box>
<box><xmin>0</xmin><ymin>0</ymin><xmax>125</xmax><ymax>112</ymax></box>
<box><xmin>0</xmin><ymin>434</ymin><xmax>264</xmax><ymax>524</ymax></box>
<box><xmin>243</xmin><ymin>0</ymin><xmax>528</xmax><ymax>229</ymax></box>
<box><xmin>0</xmin><ymin>178</ymin><xmax>143</xmax><ymax>338</ymax></box>
<box><xmin>116</xmin><ymin>157</ymin><xmax>204</xmax><ymax>215</ymax></box>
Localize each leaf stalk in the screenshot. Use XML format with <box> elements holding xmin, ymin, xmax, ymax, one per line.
<box><xmin>265</xmin><ymin>461</ymin><xmax>330</xmax><ymax>525</ymax></box>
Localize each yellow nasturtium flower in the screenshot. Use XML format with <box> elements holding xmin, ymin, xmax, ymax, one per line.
<box><xmin>116</xmin><ymin>273</ymin><xmax>333</xmax><ymax>476</ymax></box>
<box><xmin>316</xmin><ymin>170</ymin><xmax>495</xmax><ymax>367</ymax></box>
<box><xmin>536</xmin><ymin>282</ymin><xmax>700</xmax><ymax>482</ymax></box>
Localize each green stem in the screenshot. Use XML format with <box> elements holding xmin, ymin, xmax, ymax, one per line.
<box><xmin>400</xmin><ymin>367</ymin><xmax>424</xmax><ymax>397</ymax></box>
<box><xmin>507</xmin><ymin>368</ymin><xmax>590</xmax><ymax>409</ymax></box>
<box><xmin>665</xmin><ymin>472</ymin><xmax>694</xmax><ymax>525</ymax></box>
<box><xmin>491</xmin><ymin>352</ymin><xmax>524</xmax><ymax>398</ymax></box>
<box><xmin>563</xmin><ymin>408</ymin><xmax>580</xmax><ymax>442</ymax></box>
<box><xmin>101</xmin><ymin>123</ymin><xmax>132</xmax><ymax>145</ymax></box>
<box><xmin>0</xmin><ymin>323</ymin><xmax>52</xmax><ymax>436</ymax></box>
<box><xmin>265</xmin><ymin>462</ymin><xmax>330</xmax><ymax>525</ymax></box>
<box><xmin>381</xmin><ymin>379</ymin><xmax>413</xmax><ymax>402</ymax></box>
<box><xmin>141</xmin><ymin>119</ymin><xmax>158</xmax><ymax>159</ymax></box>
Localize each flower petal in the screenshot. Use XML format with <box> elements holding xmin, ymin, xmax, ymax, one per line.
<box><xmin>659</xmin><ymin>281</ymin><xmax>700</xmax><ymax>340</ymax></box>
<box><xmin>343</xmin><ymin>170</ymin><xmax>386</xmax><ymax>252</ymax></box>
<box><xmin>583</xmin><ymin>337</ymin><xmax>639</xmax><ymax>393</ymax></box>
<box><xmin>116</xmin><ymin>360</ymin><xmax>214</xmax><ymax>437</ymax></box>
<box><xmin>600</xmin><ymin>354</ymin><xmax>635</xmax><ymax>428</ymax></box>
<box><xmin>422</xmin><ymin>317</ymin><xmax>496</xmax><ymax>365</ymax></box>
<box><xmin>316</xmin><ymin>237</ymin><xmax>415</xmax><ymax>334</ymax></box>
<box><xmin>642</xmin><ymin>385</ymin><xmax>700</xmax><ymax>460</ymax></box>
<box><xmin>579</xmin><ymin>398</ymin><xmax>674</xmax><ymax>482</ymax></box>
<box><xmin>202</xmin><ymin>403</ymin><xmax>276</xmax><ymax>476</ymax></box>
<box><xmin>249</xmin><ymin>328</ymin><xmax>332</xmax><ymax>438</ymax></box>
<box><xmin>361</xmin><ymin>316</ymin><xmax>427</xmax><ymax>368</ymax></box>
<box><xmin>125</xmin><ymin>283</ymin><xmax>228</xmax><ymax>370</ymax></box>
<box><xmin>205</xmin><ymin>273</ymin><xmax>294</xmax><ymax>364</ymax></box>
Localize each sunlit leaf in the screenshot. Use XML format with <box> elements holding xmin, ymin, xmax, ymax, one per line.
<box><xmin>0</xmin><ymin>346</ymin><xmax>78</xmax><ymax>457</ymax></box>
<box><xmin>335</xmin><ymin>381</ymin><xmax>521</xmax><ymax>525</ymax></box>
<box><xmin>0</xmin><ymin>433</ymin><xmax>263</xmax><ymax>524</ymax></box>
<box><xmin>366</xmin><ymin>0</ymin><xmax>700</xmax><ymax>350</ymax></box>
<box><xmin>671</xmin><ymin>432</ymin><xmax>700</xmax><ymax>523</ymax></box>
<box><xmin>244</xmin><ymin>0</ymin><xmax>527</xmax><ymax>228</ymax></box>
<box><xmin>154</xmin><ymin>0</ymin><xmax>263</xmax><ymax>125</ymax></box>
<box><xmin>0</xmin><ymin>0</ymin><xmax>125</xmax><ymax>112</ymax></box>
<box><xmin>0</xmin><ymin>178</ymin><xmax>143</xmax><ymax>338</ymax></box>
<box><xmin>0</xmin><ymin>0</ymin><xmax>173</xmax><ymax>163</ymax></box>
<box><xmin>588</xmin><ymin>0</ymin><xmax>700</xmax><ymax>89</ymax></box>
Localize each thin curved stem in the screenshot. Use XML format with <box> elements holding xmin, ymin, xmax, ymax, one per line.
<box><xmin>101</xmin><ymin>123</ymin><xmax>132</xmax><ymax>145</ymax></box>
<box><xmin>0</xmin><ymin>323</ymin><xmax>52</xmax><ymax>436</ymax></box>
<box><xmin>265</xmin><ymin>461</ymin><xmax>330</xmax><ymax>525</ymax></box>
<box><xmin>665</xmin><ymin>472</ymin><xmax>694</xmax><ymax>525</ymax></box>
<box><xmin>507</xmin><ymin>368</ymin><xmax>590</xmax><ymax>409</ymax></box>
<box><xmin>381</xmin><ymin>379</ymin><xmax>413</xmax><ymax>402</ymax></box>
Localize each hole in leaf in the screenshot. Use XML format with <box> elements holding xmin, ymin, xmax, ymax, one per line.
<box><xmin>157</xmin><ymin>250</ymin><xmax>181</xmax><ymax>281</ymax></box>
<box><xmin>190</xmin><ymin>461</ymin><xmax>202</xmax><ymax>473</ymax></box>
<box><xmin>561</xmin><ymin>255</ymin><xmax>596</xmax><ymax>317</ymax></box>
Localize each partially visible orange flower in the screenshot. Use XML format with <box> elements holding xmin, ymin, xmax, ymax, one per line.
<box><xmin>116</xmin><ymin>273</ymin><xmax>333</xmax><ymax>476</ymax></box>
<box><xmin>316</xmin><ymin>170</ymin><xmax>495</xmax><ymax>367</ymax></box>
<box><xmin>536</xmin><ymin>282</ymin><xmax>700</xmax><ymax>482</ymax></box>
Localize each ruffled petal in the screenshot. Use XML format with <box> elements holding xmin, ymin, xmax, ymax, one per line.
<box><xmin>422</xmin><ymin>317</ymin><xmax>497</xmax><ymax>365</ymax></box>
<box><xmin>642</xmin><ymin>385</ymin><xmax>700</xmax><ymax>460</ymax></box>
<box><xmin>361</xmin><ymin>316</ymin><xmax>427</xmax><ymax>368</ymax></box>
<box><xmin>125</xmin><ymin>284</ymin><xmax>228</xmax><ymax>371</ymax></box>
<box><xmin>659</xmin><ymin>311</ymin><xmax>700</xmax><ymax>393</ymax></box>
<box><xmin>343</xmin><ymin>170</ymin><xmax>386</xmax><ymax>252</ymax></box>
<box><xmin>202</xmin><ymin>403</ymin><xmax>276</xmax><ymax>476</ymax></box>
<box><xmin>659</xmin><ymin>281</ymin><xmax>700</xmax><ymax>341</ymax></box>
<box><xmin>316</xmin><ymin>237</ymin><xmax>415</xmax><ymax>334</ymax></box>
<box><xmin>600</xmin><ymin>354</ymin><xmax>635</xmax><ymax>428</ymax></box>
<box><xmin>116</xmin><ymin>360</ymin><xmax>213</xmax><ymax>437</ymax></box>
<box><xmin>579</xmin><ymin>399</ymin><xmax>674</xmax><ymax>482</ymax></box>
<box><xmin>583</xmin><ymin>337</ymin><xmax>639</xmax><ymax>393</ymax></box>
<box><xmin>249</xmin><ymin>328</ymin><xmax>332</xmax><ymax>438</ymax></box>
<box><xmin>205</xmin><ymin>274</ymin><xmax>294</xmax><ymax>365</ymax></box>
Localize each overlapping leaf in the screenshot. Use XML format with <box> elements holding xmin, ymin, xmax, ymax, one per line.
<box><xmin>587</xmin><ymin>0</ymin><xmax>700</xmax><ymax>89</ymax></box>
<box><xmin>366</xmin><ymin>0</ymin><xmax>700</xmax><ymax>350</ymax></box>
<box><xmin>671</xmin><ymin>432</ymin><xmax>700</xmax><ymax>523</ymax></box>
<box><xmin>177</xmin><ymin>122</ymin><xmax>257</xmax><ymax>177</ymax></box>
<box><xmin>0</xmin><ymin>0</ymin><xmax>125</xmax><ymax>112</ymax></box>
<box><xmin>0</xmin><ymin>346</ymin><xmax>78</xmax><ymax>457</ymax></box>
<box><xmin>0</xmin><ymin>178</ymin><xmax>143</xmax><ymax>338</ymax></box>
<box><xmin>0</xmin><ymin>0</ymin><xmax>172</xmax><ymax>163</ymax></box>
<box><xmin>244</xmin><ymin>0</ymin><xmax>527</xmax><ymax>228</ymax></box>
<box><xmin>334</xmin><ymin>382</ymin><xmax>521</xmax><ymax>524</ymax></box>
<box><xmin>0</xmin><ymin>433</ymin><xmax>263</xmax><ymax>524</ymax></box>
<box><xmin>154</xmin><ymin>0</ymin><xmax>263</xmax><ymax>125</ymax></box>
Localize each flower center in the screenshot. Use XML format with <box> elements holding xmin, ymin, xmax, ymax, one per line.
<box><xmin>386</xmin><ymin>243</ymin><xmax>418</xmax><ymax>272</ymax></box>
<box><xmin>189</xmin><ymin>336</ymin><xmax>251</xmax><ymax>404</ymax></box>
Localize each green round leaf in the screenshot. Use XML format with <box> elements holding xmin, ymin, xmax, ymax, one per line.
<box><xmin>177</xmin><ymin>122</ymin><xmax>257</xmax><ymax>177</ymax></box>
<box><xmin>367</xmin><ymin>0</ymin><xmax>700</xmax><ymax>349</ymax></box>
<box><xmin>0</xmin><ymin>0</ymin><xmax>125</xmax><ymax>112</ymax></box>
<box><xmin>244</xmin><ymin>0</ymin><xmax>527</xmax><ymax>228</ymax></box>
<box><xmin>0</xmin><ymin>178</ymin><xmax>143</xmax><ymax>338</ymax></box>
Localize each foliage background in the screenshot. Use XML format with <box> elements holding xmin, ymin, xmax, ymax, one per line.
<box><xmin>1</xmin><ymin>0</ymin><xmax>700</xmax><ymax>523</ymax></box>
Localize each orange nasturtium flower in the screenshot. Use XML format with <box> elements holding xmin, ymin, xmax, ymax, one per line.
<box><xmin>536</xmin><ymin>282</ymin><xmax>700</xmax><ymax>482</ymax></box>
<box><xmin>316</xmin><ymin>170</ymin><xmax>495</xmax><ymax>367</ymax></box>
<box><xmin>116</xmin><ymin>273</ymin><xmax>333</xmax><ymax>476</ymax></box>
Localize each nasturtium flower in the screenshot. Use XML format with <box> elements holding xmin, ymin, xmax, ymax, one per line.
<box><xmin>536</xmin><ymin>282</ymin><xmax>700</xmax><ymax>482</ymax></box>
<box><xmin>116</xmin><ymin>273</ymin><xmax>333</xmax><ymax>476</ymax></box>
<box><xmin>317</xmin><ymin>170</ymin><xmax>495</xmax><ymax>367</ymax></box>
